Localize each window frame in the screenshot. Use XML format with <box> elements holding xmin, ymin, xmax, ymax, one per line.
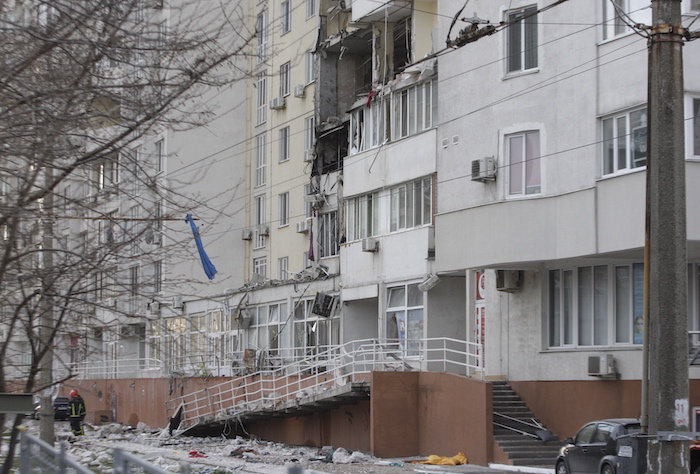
<box><xmin>257</xmin><ymin>11</ymin><xmax>268</xmax><ymax>63</ymax></box>
<box><xmin>304</xmin><ymin>116</ymin><xmax>315</xmax><ymax>160</ymax></box>
<box><xmin>601</xmin><ymin>107</ymin><xmax>647</xmax><ymax>177</ymax></box>
<box><xmin>306</xmin><ymin>0</ymin><xmax>316</xmax><ymax>18</ymax></box>
<box><xmin>386</xmin><ymin>282</ymin><xmax>424</xmax><ymax>357</ymax></box>
<box><xmin>280</xmin><ymin>62</ymin><xmax>290</xmax><ymax>97</ymax></box>
<box><xmin>254</xmin><ymin>194</ymin><xmax>266</xmax><ymax>249</ymax></box>
<box><xmin>256</xmin><ymin>73</ymin><xmax>267</xmax><ymax>126</ymax></box>
<box><xmin>278</xmin><ymin>191</ymin><xmax>289</xmax><ymax>227</ymax></box>
<box><xmin>253</xmin><ymin>257</ymin><xmax>267</xmax><ymax>278</ymax></box>
<box><xmin>280</xmin><ymin>0</ymin><xmax>291</xmax><ymax>34</ymax></box>
<box><xmin>506</xmin><ymin>130</ymin><xmax>541</xmax><ymax>197</ymax></box>
<box><xmin>687</xmin><ymin>95</ymin><xmax>700</xmax><ymax>160</ymax></box>
<box><xmin>346</xmin><ymin>192</ymin><xmax>379</xmax><ymax>242</ymax></box>
<box><xmin>318</xmin><ymin>211</ymin><xmax>338</xmax><ymax>258</ymax></box>
<box><xmin>255</xmin><ymin>133</ymin><xmax>267</xmax><ymax>187</ymax></box>
<box><xmin>505</xmin><ymin>5</ymin><xmax>538</xmax><ymax>75</ymax></box>
<box><xmin>389</xmin><ymin>177</ymin><xmax>433</xmax><ymax>233</ymax></box>
<box><xmin>305</xmin><ymin>51</ymin><xmax>315</xmax><ymax>84</ymax></box>
<box><xmin>601</xmin><ymin>0</ymin><xmax>652</xmax><ymax>41</ymax></box>
<box><xmin>279</xmin><ymin>126</ymin><xmax>290</xmax><ymax>163</ymax></box>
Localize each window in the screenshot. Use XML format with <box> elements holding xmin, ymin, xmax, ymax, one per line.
<box><xmin>304</xmin><ymin>184</ymin><xmax>314</xmax><ymax>218</ymax></box>
<box><xmin>306</xmin><ymin>0</ymin><xmax>316</xmax><ymax>18</ymax></box>
<box><xmin>693</xmin><ymin>98</ymin><xmax>700</xmax><ymax>157</ymax></box>
<box><xmin>90</xmin><ymin>155</ymin><xmax>119</xmax><ymax>194</ymax></box>
<box><xmin>549</xmin><ymin>263</ymin><xmax>644</xmax><ymax>348</ymax></box>
<box><xmin>280</xmin><ymin>62</ymin><xmax>290</xmax><ymax>97</ymax></box>
<box><xmin>281</xmin><ymin>0</ymin><xmax>291</xmax><ymax>34</ymax></box>
<box><xmin>350</xmin><ymin>97</ymin><xmax>388</xmax><ymax>152</ymax></box>
<box><xmin>153</xmin><ymin>261</ymin><xmax>162</xmax><ymax>293</ymax></box>
<box><xmin>506</xmin><ymin>6</ymin><xmax>538</xmax><ymax>74</ymax></box>
<box><xmin>257</xmin><ymin>11</ymin><xmax>268</xmax><ymax>63</ymax></box>
<box><xmin>686</xmin><ymin>0</ymin><xmax>700</xmax><ymax>12</ymax></box>
<box><xmin>305</xmin><ymin>51</ymin><xmax>315</xmax><ymax>84</ymax></box>
<box><xmin>387</xmin><ymin>283</ymin><xmax>424</xmax><ymax>357</ymax></box>
<box><xmin>392</xmin><ymin>80</ymin><xmax>437</xmax><ymax>140</ymax></box>
<box><xmin>293</xmin><ymin>299</ymin><xmax>339</xmax><ymax>357</ymax></box>
<box><xmin>507</xmin><ymin>131</ymin><xmax>541</xmax><ymax>196</ymax></box>
<box><xmin>248</xmin><ymin>303</ymin><xmax>287</xmax><ymax>358</ymax></box>
<box><xmin>304</xmin><ymin>116</ymin><xmax>315</xmax><ymax>160</ymax></box>
<box><xmin>129</xmin><ymin>265</ymin><xmax>140</xmax><ymax>314</ymax></box>
<box><xmin>256</xmin><ymin>73</ymin><xmax>267</xmax><ymax>125</ymax></box>
<box><xmin>278</xmin><ymin>192</ymin><xmax>289</xmax><ymax>227</ymax></box>
<box><xmin>279</xmin><ymin>126</ymin><xmax>290</xmax><ymax>162</ymax></box>
<box><xmin>155</xmin><ymin>139</ymin><xmax>164</xmax><ymax>173</ymax></box>
<box><xmin>254</xmin><ymin>194</ymin><xmax>266</xmax><ymax>249</ymax></box>
<box><xmin>318</xmin><ymin>211</ymin><xmax>338</xmax><ymax>258</ymax></box>
<box><xmin>389</xmin><ymin>177</ymin><xmax>432</xmax><ymax>232</ymax></box>
<box><xmin>255</xmin><ymin>134</ymin><xmax>266</xmax><ymax>187</ymax></box>
<box><xmin>278</xmin><ymin>257</ymin><xmax>288</xmax><ymax>279</ymax></box>
<box><xmin>602</xmin><ymin>108</ymin><xmax>647</xmax><ymax>176</ymax></box>
<box><xmin>253</xmin><ymin>257</ymin><xmax>267</xmax><ymax>278</ymax></box>
<box><xmin>602</xmin><ymin>0</ymin><xmax>652</xmax><ymax>41</ymax></box>
<box><xmin>346</xmin><ymin>192</ymin><xmax>379</xmax><ymax>241</ymax></box>
<box><xmin>130</xmin><ymin>148</ymin><xmax>141</xmax><ymax>194</ymax></box>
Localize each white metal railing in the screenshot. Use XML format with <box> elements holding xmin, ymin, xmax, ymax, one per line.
<box><xmin>70</xmin><ymin>358</ymin><xmax>165</xmax><ymax>379</ymax></box>
<box><xmin>165</xmin><ymin>337</ymin><xmax>481</xmax><ymax>433</ymax></box>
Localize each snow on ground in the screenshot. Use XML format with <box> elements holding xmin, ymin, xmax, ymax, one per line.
<box><xmin>7</xmin><ymin>418</ymin><xmax>551</xmax><ymax>474</ymax></box>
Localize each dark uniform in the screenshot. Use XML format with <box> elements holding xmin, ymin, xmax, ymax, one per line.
<box><xmin>68</xmin><ymin>390</ymin><xmax>86</xmax><ymax>435</ymax></box>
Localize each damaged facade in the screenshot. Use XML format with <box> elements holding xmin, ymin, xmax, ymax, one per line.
<box><xmin>7</xmin><ymin>0</ymin><xmax>700</xmax><ymax>467</ymax></box>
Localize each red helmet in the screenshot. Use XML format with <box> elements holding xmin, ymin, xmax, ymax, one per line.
<box><xmin>69</xmin><ymin>389</ymin><xmax>79</xmax><ymax>397</ymax></box>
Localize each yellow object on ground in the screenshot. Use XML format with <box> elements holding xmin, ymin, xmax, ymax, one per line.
<box><xmin>415</xmin><ymin>452</ymin><xmax>468</xmax><ymax>465</ymax></box>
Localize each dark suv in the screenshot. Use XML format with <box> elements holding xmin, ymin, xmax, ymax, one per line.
<box><xmin>34</xmin><ymin>396</ymin><xmax>70</xmax><ymax>420</ymax></box>
<box><xmin>555</xmin><ymin>419</ymin><xmax>643</xmax><ymax>474</ymax></box>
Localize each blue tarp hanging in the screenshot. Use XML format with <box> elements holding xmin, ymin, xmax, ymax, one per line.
<box><xmin>185</xmin><ymin>214</ymin><xmax>217</xmax><ymax>280</ymax></box>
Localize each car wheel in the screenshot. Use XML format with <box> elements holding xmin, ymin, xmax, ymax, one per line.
<box><xmin>556</xmin><ymin>460</ymin><xmax>569</xmax><ymax>474</ymax></box>
<box><xmin>601</xmin><ymin>463</ymin><xmax>615</xmax><ymax>474</ymax></box>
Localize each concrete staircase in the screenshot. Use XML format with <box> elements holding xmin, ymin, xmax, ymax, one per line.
<box><xmin>492</xmin><ymin>381</ymin><xmax>563</xmax><ymax>467</ymax></box>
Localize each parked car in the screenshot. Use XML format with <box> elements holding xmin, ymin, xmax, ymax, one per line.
<box><xmin>33</xmin><ymin>396</ymin><xmax>70</xmax><ymax>421</ymax></box>
<box><xmin>555</xmin><ymin>419</ymin><xmax>643</xmax><ymax>474</ymax></box>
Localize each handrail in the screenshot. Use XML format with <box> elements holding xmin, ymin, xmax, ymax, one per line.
<box><xmin>165</xmin><ymin>337</ymin><xmax>481</xmax><ymax>434</ymax></box>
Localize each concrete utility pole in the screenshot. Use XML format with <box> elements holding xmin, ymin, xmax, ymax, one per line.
<box><xmin>646</xmin><ymin>0</ymin><xmax>688</xmax><ymax>472</ymax></box>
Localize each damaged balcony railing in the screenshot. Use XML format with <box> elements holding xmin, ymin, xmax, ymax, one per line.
<box><xmin>166</xmin><ymin>337</ymin><xmax>481</xmax><ymax>434</ymax></box>
<box><xmin>69</xmin><ymin>358</ymin><xmax>165</xmax><ymax>379</ymax></box>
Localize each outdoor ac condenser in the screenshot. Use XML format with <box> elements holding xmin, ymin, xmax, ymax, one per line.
<box><xmin>588</xmin><ymin>354</ymin><xmax>615</xmax><ymax>376</ymax></box>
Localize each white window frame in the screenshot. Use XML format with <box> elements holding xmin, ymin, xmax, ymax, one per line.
<box><xmin>254</xmin><ymin>194</ymin><xmax>266</xmax><ymax>249</ymax></box>
<box><xmin>155</xmin><ymin>139</ymin><xmax>164</xmax><ymax>173</ymax></box>
<box><xmin>304</xmin><ymin>184</ymin><xmax>314</xmax><ymax>218</ymax></box>
<box><xmin>257</xmin><ymin>11</ymin><xmax>268</xmax><ymax>63</ymax></box>
<box><xmin>278</xmin><ymin>191</ymin><xmax>289</xmax><ymax>227</ymax></box>
<box><xmin>304</xmin><ymin>116</ymin><xmax>315</xmax><ymax>160</ymax></box>
<box><xmin>305</xmin><ymin>51</ymin><xmax>315</xmax><ymax>84</ymax></box>
<box><xmin>346</xmin><ymin>192</ymin><xmax>379</xmax><ymax>242</ymax></box>
<box><xmin>306</xmin><ymin>0</ymin><xmax>316</xmax><ymax>18</ymax></box>
<box><xmin>386</xmin><ymin>283</ymin><xmax>424</xmax><ymax>357</ymax></box>
<box><xmin>601</xmin><ymin>0</ymin><xmax>652</xmax><ymax>41</ymax></box>
<box><xmin>684</xmin><ymin>0</ymin><xmax>700</xmax><ymax>13</ymax></box>
<box><xmin>601</xmin><ymin>107</ymin><xmax>647</xmax><ymax>176</ymax></box>
<box><xmin>278</xmin><ymin>257</ymin><xmax>288</xmax><ymax>279</ymax></box>
<box><xmin>281</xmin><ymin>0</ymin><xmax>291</xmax><ymax>34</ymax></box>
<box><xmin>389</xmin><ymin>177</ymin><xmax>432</xmax><ymax>233</ymax></box>
<box><xmin>279</xmin><ymin>126</ymin><xmax>290</xmax><ymax>162</ymax></box>
<box><xmin>392</xmin><ymin>80</ymin><xmax>437</xmax><ymax>141</ymax></box>
<box><xmin>256</xmin><ymin>73</ymin><xmax>267</xmax><ymax>126</ymax></box>
<box><xmin>255</xmin><ymin>134</ymin><xmax>266</xmax><ymax>187</ymax></box>
<box><xmin>505</xmin><ymin>5</ymin><xmax>538</xmax><ymax>74</ymax></box>
<box><xmin>253</xmin><ymin>257</ymin><xmax>267</xmax><ymax>278</ymax></box>
<box><xmin>318</xmin><ymin>211</ymin><xmax>338</xmax><ymax>258</ymax></box>
<box><xmin>506</xmin><ymin>131</ymin><xmax>541</xmax><ymax>197</ymax></box>
<box><xmin>280</xmin><ymin>62</ymin><xmax>290</xmax><ymax>97</ymax></box>
<box><xmin>687</xmin><ymin>95</ymin><xmax>700</xmax><ymax>159</ymax></box>
<box><xmin>548</xmin><ymin>263</ymin><xmax>645</xmax><ymax>348</ymax></box>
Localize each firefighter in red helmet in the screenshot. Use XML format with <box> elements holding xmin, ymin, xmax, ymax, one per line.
<box><xmin>68</xmin><ymin>389</ymin><xmax>86</xmax><ymax>435</ymax></box>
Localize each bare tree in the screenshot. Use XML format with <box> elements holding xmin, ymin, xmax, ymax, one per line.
<box><xmin>0</xmin><ymin>0</ymin><xmax>252</xmax><ymax>469</ymax></box>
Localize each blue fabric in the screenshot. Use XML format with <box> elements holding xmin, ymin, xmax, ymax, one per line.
<box><xmin>186</xmin><ymin>214</ymin><xmax>217</xmax><ymax>280</ymax></box>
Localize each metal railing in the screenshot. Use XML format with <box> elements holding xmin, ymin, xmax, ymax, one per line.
<box><xmin>70</xmin><ymin>358</ymin><xmax>165</xmax><ymax>379</ymax></box>
<box><xmin>165</xmin><ymin>337</ymin><xmax>481</xmax><ymax>433</ymax></box>
<box><xmin>19</xmin><ymin>431</ymin><xmax>93</xmax><ymax>474</ymax></box>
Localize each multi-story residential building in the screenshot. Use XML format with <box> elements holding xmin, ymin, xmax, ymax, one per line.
<box><xmin>9</xmin><ymin>0</ymin><xmax>700</xmax><ymax>468</ymax></box>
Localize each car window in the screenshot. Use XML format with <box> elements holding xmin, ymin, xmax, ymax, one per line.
<box><xmin>593</xmin><ymin>423</ymin><xmax>614</xmax><ymax>443</ymax></box>
<box><xmin>623</xmin><ymin>423</ymin><xmax>642</xmax><ymax>435</ymax></box>
<box><xmin>575</xmin><ymin>423</ymin><xmax>597</xmax><ymax>444</ymax></box>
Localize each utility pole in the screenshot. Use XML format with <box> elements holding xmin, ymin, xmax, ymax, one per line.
<box><xmin>646</xmin><ymin>0</ymin><xmax>688</xmax><ymax>472</ymax></box>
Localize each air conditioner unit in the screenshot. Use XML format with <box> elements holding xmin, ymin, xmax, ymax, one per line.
<box><xmin>172</xmin><ymin>295</ymin><xmax>184</xmax><ymax>309</ymax></box>
<box><xmin>147</xmin><ymin>301</ymin><xmax>160</xmax><ymax>313</ymax></box>
<box><xmin>311</xmin><ymin>292</ymin><xmax>337</xmax><ymax>318</ymax></box>
<box><xmin>588</xmin><ymin>355</ymin><xmax>615</xmax><ymax>377</ymax></box>
<box><xmin>294</xmin><ymin>85</ymin><xmax>306</xmax><ymax>98</ymax></box>
<box><xmin>144</xmin><ymin>228</ymin><xmax>161</xmax><ymax>245</ymax></box>
<box><xmin>236</xmin><ymin>311</ymin><xmax>252</xmax><ymax>329</ymax></box>
<box><xmin>471</xmin><ymin>156</ymin><xmax>496</xmax><ymax>182</ymax></box>
<box><xmin>106</xmin><ymin>298</ymin><xmax>117</xmax><ymax>308</ymax></box>
<box><xmin>269</xmin><ymin>97</ymin><xmax>286</xmax><ymax>110</ymax></box>
<box><xmin>361</xmin><ymin>237</ymin><xmax>379</xmax><ymax>252</ymax></box>
<box><xmin>496</xmin><ymin>270</ymin><xmax>521</xmax><ymax>292</ymax></box>
<box><xmin>257</xmin><ymin>225</ymin><xmax>269</xmax><ymax>236</ymax></box>
<box><xmin>241</xmin><ymin>228</ymin><xmax>252</xmax><ymax>240</ymax></box>
<box><xmin>296</xmin><ymin>220</ymin><xmax>310</xmax><ymax>233</ymax></box>
<box><xmin>303</xmin><ymin>150</ymin><xmax>313</xmax><ymax>162</ymax></box>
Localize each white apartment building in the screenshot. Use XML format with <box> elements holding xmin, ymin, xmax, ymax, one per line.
<box><xmin>434</xmin><ymin>0</ymin><xmax>700</xmax><ymax>435</ymax></box>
